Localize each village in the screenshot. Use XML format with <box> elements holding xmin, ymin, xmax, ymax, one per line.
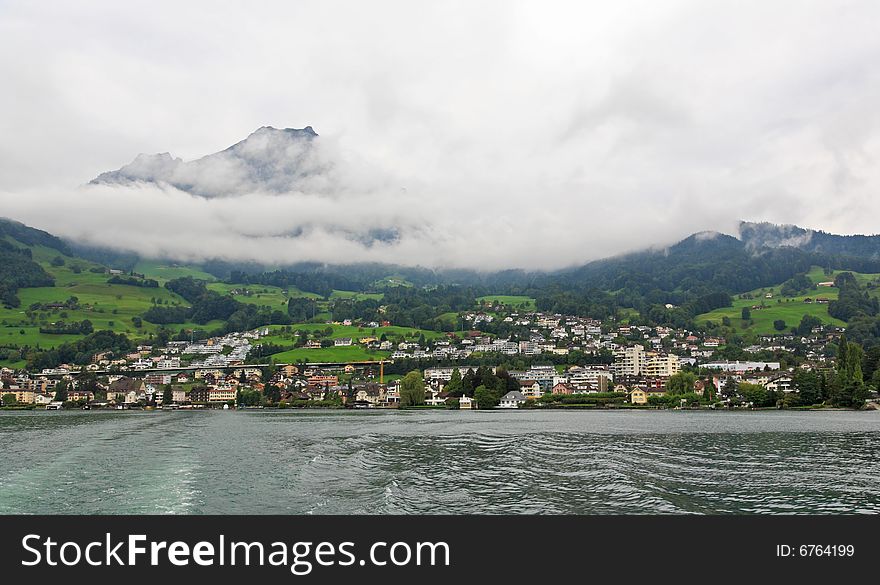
<box><xmin>0</xmin><ymin>303</ymin><xmax>854</xmax><ymax>411</ymax></box>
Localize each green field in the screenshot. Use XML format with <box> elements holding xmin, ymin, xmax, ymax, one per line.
<box><xmin>206</xmin><ymin>282</ymin><xmax>290</xmax><ymax>310</ymax></box>
<box><xmin>435</xmin><ymin>312</ymin><xmax>462</xmax><ymax>327</ymax></box>
<box><xmin>260</xmin><ymin>323</ymin><xmax>445</xmax><ymax>345</ymax></box>
<box><xmin>256</xmin><ymin>321</ymin><xmax>447</xmax><ymax>364</ymax></box>
<box><xmin>202</xmin><ymin>285</ymin><xmax>379</xmax><ymax>315</ymax></box>
<box><xmin>133</xmin><ymin>260</ymin><xmax>217</xmax><ymax>282</ymax></box>
<box><xmin>477</xmin><ymin>295</ymin><xmax>537</xmax><ymax>311</ymax></box>
<box><xmin>805</xmin><ymin>265</ymin><xmax>880</xmax><ymax>293</ymax></box>
<box><xmin>1</xmin><ymin>237</ymin><xmax>442</xmax><ymax>368</ymax></box>
<box><xmin>617</xmin><ymin>307</ymin><xmax>640</xmax><ymax>324</ymax></box>
<box><xmin>694</xmin><ymin>266</ymin><xmax>866</xmax><ymax>334</ymax></box>
<box><xmin>329</xmin><ymin>290</ymin><xmax>384</xmax><ymax>301</ymax></box>
<box><xmin>371</xmin><ymin>276</ymin><xmax>413</xmax><ymax>289</ymax></box>
<box><xmin>0</xmin><ymin>247</ymin><xmax>233</xmax><ymax>366</ymax></box>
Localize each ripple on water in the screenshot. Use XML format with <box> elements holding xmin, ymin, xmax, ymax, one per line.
<box><xmin>0</xmin><ymin>409</ymin><xmax>878</xmax><ymax>514</ymax></box>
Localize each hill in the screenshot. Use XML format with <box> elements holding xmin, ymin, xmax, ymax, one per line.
<box><xmin>6</xmin><ymin>216</ymin><xmax>880</xmax><ymax>367</ymax></box>
<box><xmin>740</xmin><ymin>221</ymin><xmax>880</xmax><ymax>259</ymax></box>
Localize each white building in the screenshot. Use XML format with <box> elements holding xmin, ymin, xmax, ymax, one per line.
<box><xmin>499</xmin><ymin>391</ymin><xmax>526</xmax><ymax>409</ymax></box>
<box><xmin>644</xmin><ymin>354</ymin><xmax>681</xmax><ymax>378</ymax></box>
<box><xmin>702</xmin><ymin>361</ymin><xmax>780</xmax><ymax>373</ymax></box>
<box><xmin>612</xmin><ymin>345</ymin><xmax>647</xmax><ymax>376</ymax></box>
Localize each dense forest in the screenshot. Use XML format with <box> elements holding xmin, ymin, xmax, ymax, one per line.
<box><xmin>226</xmin><ymin>268</ymin><xmax>365</xmax><ymax>298</ymax></box>
<box><xmin>828</xmin><ymin>272</ymin><xmax>880</xmax><ymax>322</ymax></box>
<box><xmin>0</xmin><ymin>239</ymin><xmax>55</xmax><ymax>308</ymax></box>
<box><xmin>143</xmin><ymin>276</ymin><xmax>293</xmax><ymax>333</ymax></box>
<box><xmin>740</xmin><ymin>221</ymin><xmax>880</xmax><ymax>259</ymax></box>
<box><xmin>0</xmin><ymin>218</ymin><xmax>72</xmax><ymax>254</ymax></box>
<box><xmin>25</xmin><ymin>330</ymin><xmax>134</xmax><ymax>371</ymax></box>
<box><xmin>107</xmin><ymin>275</ymin><xmax>159</xmax><ymax>288</ymax></box>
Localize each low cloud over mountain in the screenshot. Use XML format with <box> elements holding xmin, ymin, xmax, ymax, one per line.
<box><xmin>2</xmin><ymin>1</ymin><xmax>880</xmax><ymax>270</ymax></box>
<box><xmin>91</xmin><ymin>126</ymin><xmax>325</xmax><ymax>197</ymax></box>
<box><xmin>0</xmin><ymin>124</ymin><xmax>742</xmax><ymax>270</ymax></box>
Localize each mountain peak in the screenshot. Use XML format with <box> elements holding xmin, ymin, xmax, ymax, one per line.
<box><xmin>91</xmin><ymin>125</ymin><xmax>323</xmax><ymax>197</ymax></box>
<box><xmin>248</xmin><ymin>125</ymin><xmax>318</xmax><ymax>138</ymax></box>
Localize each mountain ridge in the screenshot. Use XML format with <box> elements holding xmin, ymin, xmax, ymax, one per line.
<box><xmin>739</xmin><ymin>221</ymin><xmax>880</xmax><ymax>259</ymax></box>
<box><xmin>90</xmin><ymin>126</ymin><xmax>322</xmax><ymax>197</ymax></box>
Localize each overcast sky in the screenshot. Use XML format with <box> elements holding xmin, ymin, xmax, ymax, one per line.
<box><xmin>1</xmin><ymin>0</ymin><xmax>879</xmax><ymax>270</ymax></box>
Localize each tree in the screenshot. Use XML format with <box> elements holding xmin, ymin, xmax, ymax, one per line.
<box><xmin>741</xmin><ymin>307</ymin><xmax>751</xmax><ymax>321</ymax></box>
<box><xmin>263</xmin><ymin>383</ymin><xmax>281</xmax><ymax>404</ymax></box>
<box><xmin>792</xmin><ymin>369</ymin><xmax>821</xmax><ymax>405</ymax></box>
<box><xmin>444</xmin><ymin>368</ymin><xmax>463</xmax><ymax>396</ymax></box>
<box><xmin>53</xmin><ymin>380</ymin><xmax>68</xmax><ymax>402</ymax></box>
<box><xmin>831</xmin><ymin>337</ymin><xmax>869</xmax><ymax>407</ymax></box>
<box><xmin>665</xmin><ymin>371</ymin><xmax>697</xmax><ymax>395</ymax></box>
<box><xmin>773</xmin><ymin>319</ymin><xmax>786</xmax><ymax>331</ymax></box>
<box><xmin>162</xmin><ymin>384</ymin><xmax>173</xmax><ymax>405</ymax></box>
<box><xmin>399</xmin><ymin>370</ymin><xmax>425</xmax><ymax>407</ymax></box>
<box><xmin>237</xmin><ymin>389</ymin><xmax>263</xmax><ymax>406</ymax></box>
<box><xmin>738</xmin><ymin>382</ymin><xmax>769</xmax><ymax>407</ymax></box>
<box><xmin>797</xmin><ymin>314</ymin><xmax>822</xmax><ymax>336</ymax></box>
<box><xmin>461</xmin><ymin>368</ymin><xmax>477</xmax><ymax>397</ymax></box>
<box><xmin>720</xmin><ymin>377</ymin><xmax>738</xmax><ymax>402</ymax></box>
<box><xmin>287</xmin><ymin>297</ymin><xmax>317</xmax><ymax>322</ymax></box>
<box><xmin>2</xmin><ymin>393</ymin><xmax>16</xmax><ymax>406</ymax></box>
<box><xmin>837</xmin><ymin>334</ymin><xmax>849</xmax><ymax>374</ymax></box>
<box><xmin>701</xmin><ymin>379</ymin><xmax>717</xmax><ymax>401</ymax></box>
<box><xmin>474</xmin><ymin>384</ymin><xmax>500</xmax><ymax>409</ymax></box>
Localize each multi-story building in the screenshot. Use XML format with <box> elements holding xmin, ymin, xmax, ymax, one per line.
<box><xmin>612</xmin><ymin>345</ymin><xmax>647</xmax><ymax>376</ymax></box>
<box><xmin>189</xmin><ymin>386</ymin><xmax>209</xmax><ymax>403</ymax></box>
<box><xmin>145</xmin><ymin>373</ymin><xmax>173</xmax><ymax>386</ymax></box>
<box><xmin>207</xmin><ymin>388</ymin><xmax>236</xmax><ymax>403</ymax></box>
<box><xmin>3</xmin><ymin>390</ymin><xmax>35</xmax><ymax>404</ymax></box>
<box><xmin>644</xmin><ymin>354</ymin><xmax>681</xmax><ymax>378</ymax></box>
<box><xmin>568</xmin><ymin>367</ymin><xmax>614</xmax><ymax>392</ymax></box>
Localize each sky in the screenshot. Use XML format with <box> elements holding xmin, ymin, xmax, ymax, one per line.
<box><xmin>1</xmin><ymin>0</ymin><xmax>879</xmax><ymax>270</ymax></box>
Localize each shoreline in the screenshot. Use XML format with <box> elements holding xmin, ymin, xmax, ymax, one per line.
<box><xmin>2</xmin><ymin>405</ymin><xmax>877</xmax><ymax>414</ymax></box>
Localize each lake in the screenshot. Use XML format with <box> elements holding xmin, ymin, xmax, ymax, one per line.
<box><xmin>1</xmin><ymin>409</ymin><xmax>878</xmax><ymax>514</ymax></box>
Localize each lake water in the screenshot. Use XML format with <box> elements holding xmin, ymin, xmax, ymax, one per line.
<box><xmin>1</xmin><ymin>409</ymin><xmax>879</xmax><ymax>514</ymax></box>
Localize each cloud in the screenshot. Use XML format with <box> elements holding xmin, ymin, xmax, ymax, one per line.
<box><xmin>1</xmin><ymin>0</ymin><xmax>880</xmax><ymax>270</ymax></box>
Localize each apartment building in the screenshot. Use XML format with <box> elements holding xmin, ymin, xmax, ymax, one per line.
<box><xmin>612</xmin><ymin>345</ymin><xmax>647</xmax><ymax>376</ymax></box>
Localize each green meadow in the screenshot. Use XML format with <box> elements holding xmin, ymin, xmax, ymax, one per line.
<box><xmin>805</xmin><ymin>265</ymin><xmax>880</xmax><ymax>293</ymax></box>
<box><xmin>329</xmin><ymin>290</ymin><xmax>384</xmax><ymax>301</ymax></box>
<box><xmin>0</xmin><ymin>248</ymin><xmax>231</xmax><ymax>366</ymax></box>
<box><xmin>371</xmin><ymin>276</ymin><xmax>413</xmax><ymax>289</ymax></box>
<box><xmin>133</xmin><ymin>260</ymin><xmax>217</xmax><ymax>282</ymax></box>
<box><xmin>260</xmin><ymin>322</ymin><xmax>445</xmax><ymax>345</ymax></box>
<box><xmin>477</xmin><ymin>295</ymin><xmax>537</xmax><ymax>311</ymax></box>
<box><xmin>694</xmin><ymin>265</ymin><xmax>872</xmax><ymax>334</ymax></box>
<box><xmin>255</xmin><ymin>322</ymin><xmax>448</xmax><ymax>363</ymax></box>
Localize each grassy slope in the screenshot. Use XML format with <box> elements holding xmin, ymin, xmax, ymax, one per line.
<box><xmin>1</xmin><ymin>239</ymin><xmax>433</xmax><ymax>368</ymax></box>
<box><xmin>260</xmin><ymin>323</ymin><xmax>445</xmax><ymax>344</ymax></box>
<box><xmin>329</xmin><ymin>290</ymin><xmax>384</xmax><ymax>301</ymax></box>
<box><xmin>0</xmin><ymin>244</ymin><xmax>231</xmax><ymax>366</ymax></box>
<box><xmin>693</xmin><ymin>265</ymin><xmax>876</xmax><ymax>334</ymax></box>
<box><xmin>477</xmin><ymin>295</ymin><xmax>537</xmax><ymax>311</ymax></box>
<box><xmin>257</xmin><ymin>322</ymin><xmax>448</xmax><ymax>363</ymax></box>
<box><xmin>133</xmin><ymin>260</ymin><xmax>217</xmax><ymax>282</ymax></box>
